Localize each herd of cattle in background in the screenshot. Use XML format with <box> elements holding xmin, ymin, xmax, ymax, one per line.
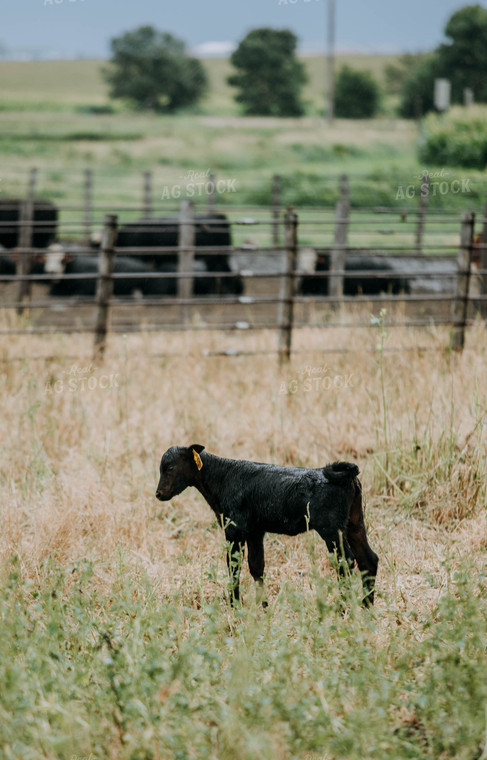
<box><xmin>0</xmin><ymin>197</ymin><xmax>483</xmax><ymax>301</ymax></box>
<box><xmin>0</xmin><ymin>200</ymin><xmax>243</xmax><ymax>298</ymax></box>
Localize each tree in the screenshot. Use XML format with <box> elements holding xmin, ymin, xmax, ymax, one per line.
<box><xmin>399</xmin><ymin>4</ymin><xmax>487</xmax><ymax>117</ymax></box>
<box><xmin>227</xmin><ymin>28</ymin><xmax>307</xmax><ymax>116</ymax></box>
<box><xmin>334</xmin><ymin>66</ymin><xmax>381</xmax><ymax>118</ymax></box>
<box><xmin>384</xmin><ymin>54</ymin><xmax>427</xmax><ymax>95</ymax></box>
<box><xmin>398</xmin><ymin>55</ymin><xmax>441</xmax><ymax>118</ymax></box>
<box><xmin>436</xmin><ymin>4</ymin><xmax>487</xmax><ymax>103</ymax></box>
<box><xmin>102</xmin><ymin>26</ymin><xmax>208</xmax><ymax>113</ymax></box>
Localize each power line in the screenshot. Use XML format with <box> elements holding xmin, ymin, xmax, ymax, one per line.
<box><xmin>326</xmin><ymin>0</ymin><xmax>335</xmax><ymax>123</ymax></box>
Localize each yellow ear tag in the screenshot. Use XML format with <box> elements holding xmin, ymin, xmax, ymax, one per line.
<box><xmin>193</xmin><ymin>449</ymin><xmax>203</xmax><ymax>471</ymax></box>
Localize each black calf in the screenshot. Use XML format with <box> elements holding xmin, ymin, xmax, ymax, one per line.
<box><xmin>156</xmin><ymin>445</ymin><xmax>378</xmax><ymax>606</ymax></box>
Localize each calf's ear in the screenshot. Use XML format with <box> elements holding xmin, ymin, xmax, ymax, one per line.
<box><xmin>188</xmin><ymin>444</ymin><xmax>205</xmax><ymax>471</ymax></box>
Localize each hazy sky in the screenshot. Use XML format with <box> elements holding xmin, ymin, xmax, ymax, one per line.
<box><xmin>2</xmin><ymin>0</ymin><xmax>485</xmax><ymax>59</ymax></box>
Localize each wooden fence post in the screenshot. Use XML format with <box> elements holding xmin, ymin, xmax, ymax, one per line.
<box><xmin>143</xmin><ymin>171</ymin><xmax>152</xmax><ymax>218</ymax></box>
<box><xmin>272</xmin><ymin>174</ymin><xmax>281</xmax><ymax>247</ymax></box>
<box><xmin>480</xmin><ymin>202</ymin><xmax>487</xmax><ymax>319</ymax></box>
<box><xmin>450</xmin><ymin>211</ymin><xmax>474</xmax><ymax>352</ymax></box>
<box><xmin>178</xmin><ymin>201</ymin><xmax>195</xmax><ymax>324</ymax></box>
<box><xmin>415</xmin><ymin>172</ymin><xmax>429</xmax><ymax>254</ymax></box>
<box><xmin>278</xmin><ymin>206</ymin><xmax>298</xmax><ymax>362</ymax></box>
<box><xmin>207</xmin><ymin>172</ymin><xmax>217</xmax><ymax>213</ymax></box>
<box><xmin>83</xmin><ymin>168</ymin><xmax>93</xmax><ymax>244</ymax></box>
<box><xmin>93</xmin><ymin>213</ymin><xmax>118</xmax><ymax>359</ymax></box>
<box><xmin>16</xmin><ymin>167</ymin><xmax>37</xmax><ymax>314</ymax></box>
<box><xmin>329</xmin><ymin>174</ymin><xmax>349</xmax><ymax>299</ymax></box>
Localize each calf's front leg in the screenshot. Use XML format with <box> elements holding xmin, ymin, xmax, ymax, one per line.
<box><xmin>316</xmin><ymin>527</ymin><xmax>356</xmax><ymax>600</ymax></box>
<box><xmin>224</xmin><ymin>525</ymin><xmax>245</xmax><ymax>606</ymax></box>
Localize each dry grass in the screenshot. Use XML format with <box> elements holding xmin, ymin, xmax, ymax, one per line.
<box><xmin>1</xmin><ymin>320</ymin><xmax>486</xmax><ymax>611</ymax></box>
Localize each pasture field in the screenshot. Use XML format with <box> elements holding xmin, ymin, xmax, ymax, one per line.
<box><xmin>1</xmin><ymin>107</ymin><xmax>485</xmax><ymax>258</ymax></box>
<box><xmin>0</xmin><ymin>55</ymin><xmax>399</xmax><ymax>115</ymax></box>
<box><xmin>0</xmin><ymin>321</ymin><xmax>486</xmax><ymax>760</ymax></box>
<box><xmin>1</xmin><ymin>55</ymin><xmax>486</xmax><ymax>219</ymax></box>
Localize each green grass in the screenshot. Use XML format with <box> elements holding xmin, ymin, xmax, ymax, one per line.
<box><xmin>1</xmin><ymin>553</ymin><xmax>486</xmax><ymax>760</ymax></box>
<box><xmin>0</xmin><ymin>111</ymin><xmax>482</xmax><ymax>208</ymax></box>
<box><xmin>0</xmin><ymin>113</ymin><xmax>483</xmax><ymax>254</ymax></box>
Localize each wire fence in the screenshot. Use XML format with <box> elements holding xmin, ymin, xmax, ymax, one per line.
<box><xmin>1</xmin><ymin>172</ymin><xmax>487</xmax><ymax>360</ymax></box>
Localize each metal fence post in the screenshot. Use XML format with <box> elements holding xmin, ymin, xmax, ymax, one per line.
<box><xmin>415</xmin><ymin>172</ymin><xmax>429</xmax><ymax>255</ymax></box>
<box><xmin>329</xmin><ymin>174</ymin><xmax>349</xmax><ymax>299</ymax></box>
<box><xmin>178</xmin><ymin>201</ymin><xmax>195</xmax><ymax>324</ymax></box>
<box><xmin>94</xmin><ymin>213</ymin><xmax>118</xmax><ymax>359</ymax></box>
<box><xmin>143</xmin><ymin>171</ymin><xmax>152</xmax><ymax>218</ymax></box>
<box><xmin>278</xmin><ymin>206</ymin><xmax>298</xmax><ymax>362</ymax></box>
<box><xmin>16</xmin><ymin>167</ymin><xmax>37</xmax><ymax>314</ymax></box>
<box><xmin>272</xmin><ymin>174</ymin><xmax>281</xmax><ymax>248</ymax></box>
<box><xmin>83</xmin><ymin>168</ymin><xmax>93</xmax><ymax>245</ymax></box>
<box><xmin>450</xmin><ymin>211</ymin><xmax>474</xmax><ymax>352</ymax></box>
<box><xmin>207</xmin><ymin>172</ymin><xmax>217</xmax><ymax>213</ymax></box>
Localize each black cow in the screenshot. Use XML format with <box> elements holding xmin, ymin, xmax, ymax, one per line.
<box><xmin>151</xmin><ymin>261</ymin><xmax>225</xmax><ymax>297</ymax></box>
<box><xmin>49</xmin><ymin>254</ymin><xmax>174</xmax><ymax>298</ymax></box>
<box><xmin>300</xmin><ymin>252</ymin><xmax>410</xmax><ymax>297</ymax></box>
<box><xmin>0</xmin><ymin>251</ymin><xmax>16</xmax><ymax>277</ymax></box>
<box><xmin>113</xmin><ymin>213</ymin><xmax>242</xmax><ymax>295</ymax></box>
<box><xmin>0</xmin><ymin>199</ymin><xmax>58</xmax><ymax>249</ymax></box>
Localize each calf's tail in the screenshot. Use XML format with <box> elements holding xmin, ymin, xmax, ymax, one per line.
<box><xmin>323</xmin><ymin>461</ymin><xmax>359</xmax><ymax>483</ymax></box>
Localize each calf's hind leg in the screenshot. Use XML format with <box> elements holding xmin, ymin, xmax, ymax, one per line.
<box><xmin>247</xmin><ymin>533</ymin><xmax>267</xmax><ymax>607</ymax></box>
<box><xmin>346</xmin><ymin>481</ymin><xmax>378</xmax><ymax>606</ymax></box>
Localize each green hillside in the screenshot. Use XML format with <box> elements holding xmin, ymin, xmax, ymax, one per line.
<box><xmin>0</xmin><ymin>54</ymin><xmax>399</xmax><ymax>115</ymax></box>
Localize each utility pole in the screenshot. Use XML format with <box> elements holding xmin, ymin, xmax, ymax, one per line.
<box><xmin>326</xmin><ymin>0</ymin><xmax>335</xmax><ymax>124</ymax></box>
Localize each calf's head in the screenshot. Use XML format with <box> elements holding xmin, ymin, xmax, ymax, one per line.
<box><xmin>156</xmin><ymin>444</ymin><xmax>205</xmax><ymax>501</ymax></box>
